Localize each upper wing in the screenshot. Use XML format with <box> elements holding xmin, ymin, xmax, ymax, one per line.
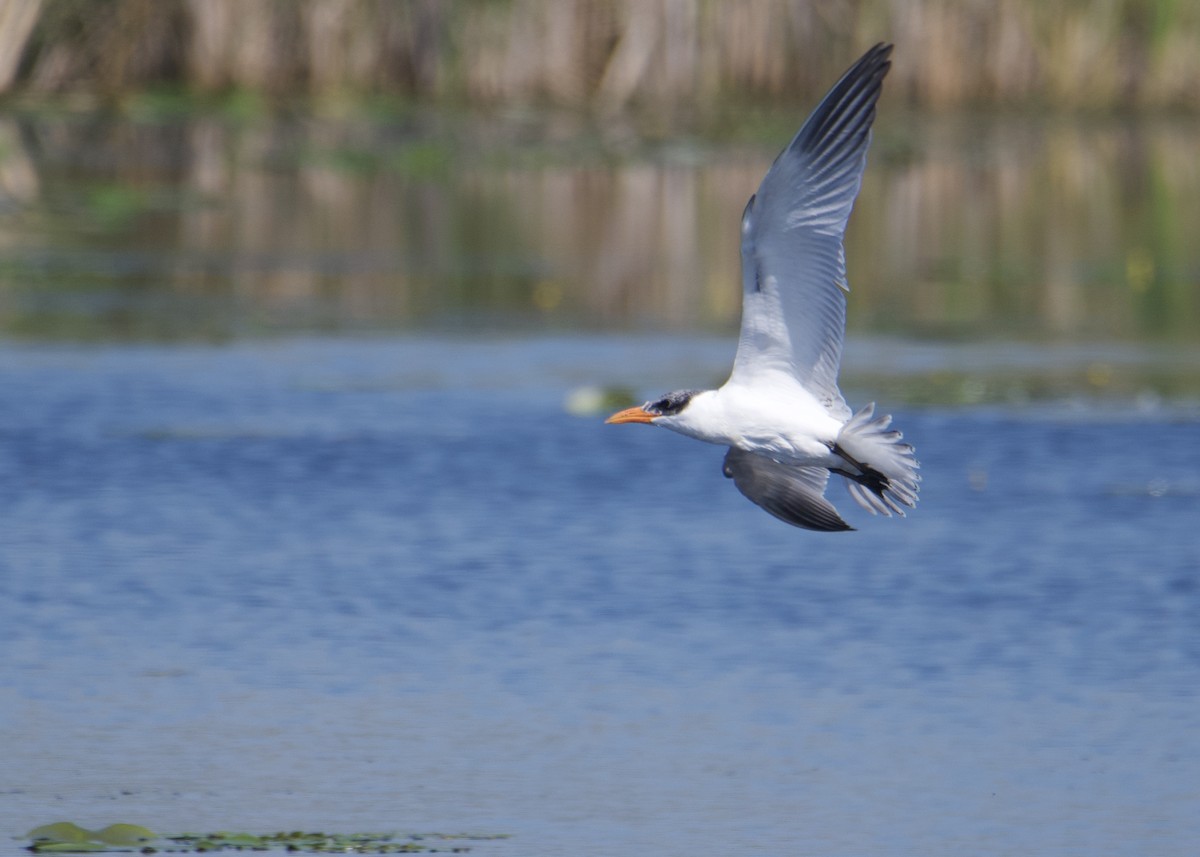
<box><xmin>729</xmin><ymin>43</ymin><xmax>892</xmax><ymax>419</ymax></box>
<box><xmin>723</xmin><ymin>448</ymin><xmax>853</xmax><ymax>532</ymax></box>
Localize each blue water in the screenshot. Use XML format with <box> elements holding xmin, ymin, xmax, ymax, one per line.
<box><xmin>1</xmin><ymin>336</ymin><xmax>1198</xmax><ymax>857</ymax></box>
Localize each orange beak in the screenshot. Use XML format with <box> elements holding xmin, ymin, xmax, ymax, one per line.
<box><xmin>605</xmin><ymin>405</ymin><xmax>656</xmax><ymax>425</ymax></box>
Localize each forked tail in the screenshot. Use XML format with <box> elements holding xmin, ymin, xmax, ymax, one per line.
<box><xmin>833</xmin><ymin>403</ymin><xmax>920</xmax><ymax>517</ymax></box>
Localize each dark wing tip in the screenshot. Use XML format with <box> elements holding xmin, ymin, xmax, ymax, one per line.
<box><xmin>792</xmin><ymin>42</ymin><xmax>893</xmax><ymax>160</ymax></box>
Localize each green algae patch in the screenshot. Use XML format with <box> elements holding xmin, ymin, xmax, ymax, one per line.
<box><xmin>25</xmin><ymin>826</ymin><xmax>509</xmax><ymax>854</ymax></box>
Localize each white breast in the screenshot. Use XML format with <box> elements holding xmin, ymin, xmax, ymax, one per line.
<box><xmin>662</xmin><ymin>381</ymin><xmax>844</xmax><ymax>463</ymax></box>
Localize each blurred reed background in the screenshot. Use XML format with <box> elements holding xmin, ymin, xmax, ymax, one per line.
<box><xmin>2</xmin><ymin>0</ymin><xmax>1200</xmax><ymax>110</ymax></box>
<box><xmin>0</xmin><ymin>0</ymin><xmax>1197</xmax><ymax>375</ymax></box>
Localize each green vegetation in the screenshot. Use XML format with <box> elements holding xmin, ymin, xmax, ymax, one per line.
<box><xmin>25</xmin><ymin>824</ymin><xmax>510</xmax><ymax>855</ymax></box>
<box><xmin>843</xmin><ymin>363</ymin><xmax>1200</xmax><ymax>407</ymax></box>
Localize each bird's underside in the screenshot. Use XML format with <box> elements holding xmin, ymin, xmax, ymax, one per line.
<box><xmin>722</xmin><ymin>402</ymin><xmax>919</xmax><ymax>532</ymax></box>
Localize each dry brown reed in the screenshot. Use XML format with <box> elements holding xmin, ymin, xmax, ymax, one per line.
<box><xmin>2</xmin><ymin>0</ymin><xmax>1199</xmax><ymax>110</ymax></box>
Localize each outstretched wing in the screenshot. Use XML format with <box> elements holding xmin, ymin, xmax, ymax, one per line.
<box><xmin>723</xmin><ymin>448</ymin><xmax>853</xmax><ymax>532</ymax></box>
<box><xmin>730</xmin><ymin>43</ymin><xmax>892</xmax><ymax>420</ymax></box>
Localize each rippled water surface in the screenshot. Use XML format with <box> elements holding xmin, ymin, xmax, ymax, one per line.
<box><xmin>1</xmin><ymin>336</ymin><xmax>1197</xmax><ymax>857</ymax></box>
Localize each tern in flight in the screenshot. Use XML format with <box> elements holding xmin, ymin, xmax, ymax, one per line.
<box><xmin>606</xmin><ymin>43</ymin><xmax>919</xmax><ymax>531</ymax></box>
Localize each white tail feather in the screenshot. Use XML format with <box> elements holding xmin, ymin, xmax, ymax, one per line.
<box><xmin>835</xmin><ymin>403</ymin><xmax>920</xmax><ymax>517</ymax></box>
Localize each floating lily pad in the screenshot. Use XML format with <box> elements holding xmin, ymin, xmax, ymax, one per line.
<box><xmin>92</xmin><ymin>826</ymin><xmax>157</xmax><ymax>846</ymax></box>
<box><xmin>28</xmin><ymin>824</ymin><xmax>94</xmax><ymax>845</ymax></box>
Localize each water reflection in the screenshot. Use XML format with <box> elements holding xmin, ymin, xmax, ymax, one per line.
<box><xmin>0</xmin><ymin>109</ymin><xmax>1197</xmax><ymax>343</ymax></box>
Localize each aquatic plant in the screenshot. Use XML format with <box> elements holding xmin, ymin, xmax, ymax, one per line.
<box><xmin>24</xmin><ymin>824</ymin><xmax>509</xmax><ymax>855</ymax></box>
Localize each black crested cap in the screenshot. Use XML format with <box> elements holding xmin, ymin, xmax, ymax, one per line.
<box><xmin>644</xmin><ymin>389</ymin><xmax>698</xmax><ymax>416</ymax></box>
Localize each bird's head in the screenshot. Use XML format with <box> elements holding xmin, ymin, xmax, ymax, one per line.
<box><xmin>605</xmin><ymin>389</ymin><xmax>700</xmax><ymax>426</ymax></box>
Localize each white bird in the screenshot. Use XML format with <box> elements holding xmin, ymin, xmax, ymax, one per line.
<box><xmin>606</xmin><ymin>43</ymin><xmax>919</xmax><ymax>532</ymax></box>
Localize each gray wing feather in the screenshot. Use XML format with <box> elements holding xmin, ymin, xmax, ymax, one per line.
<box><xmin>732</xmin><ymin>43</ymin><xmax>892</xmax><ymax>419</ymax></box>
<box><xmin>723</xmin><ymin>448</ymin><xmax>853</xmax><ymax>532</ymax></box>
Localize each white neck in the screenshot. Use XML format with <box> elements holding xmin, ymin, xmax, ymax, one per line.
<box><xmin>655</xmin><ymin>389</ymin><xmax>730</xmax><ymax>445</ymax></box>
